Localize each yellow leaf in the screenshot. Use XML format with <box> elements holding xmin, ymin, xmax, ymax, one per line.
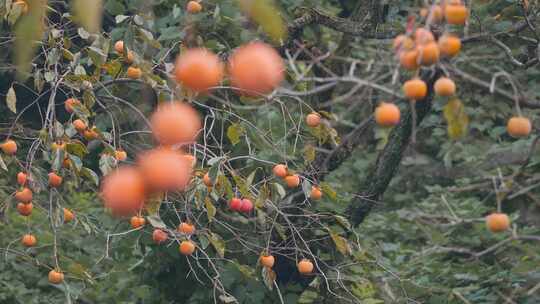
<box><xmin>227</xmin><ymin>123</ymin><xmax>245</xmax><ymax>145</ymax></box>
<box><xmin>238</xmin><ymin>0</ymin><xmax>287</xmax><ymax>43</ymax></box>
<box><xmin>443</xmin><ymin>98</ymin><xmax>469</xmax><ymax>140</ymax></box>
<box><xmin>72</xmin><ymin>0</ymin><xmax>103</xmax><ymax>33</ymax></box>
<box><xmin>330</xmin><ymin>231</ymin><xmax>352</xmax><ymax>256</ymax></box>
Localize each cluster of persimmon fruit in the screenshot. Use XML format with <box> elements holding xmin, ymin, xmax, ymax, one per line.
<box><xmin>97</xmin><ymin>38</ymin><xmax>319</xmax><ymax>274</ymax></box>
<box><xmin>383</xmin><ymin>1</ymin><xmax>520</xmax><ymax>233</ymax></box>
<box><xmin>2</xmin><ymin>140</ymin><xmax>74</xmax><ymax>285</ymax></box>
<box><xmin>374</xmin><ymin>0</ymin><xmax>532</xmax><ymax>140</ymax></box>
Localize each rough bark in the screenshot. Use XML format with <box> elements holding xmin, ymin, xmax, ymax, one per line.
<box><xmin>347</xmin><ymin>69</ymin><xmax>442</xmax><ymax>226</ymax></box>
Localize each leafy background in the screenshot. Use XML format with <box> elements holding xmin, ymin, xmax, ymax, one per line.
<box><xmin>0</xmin><ymin>0</ymin><xmax>539</xmax><ymax>303</ymax></box>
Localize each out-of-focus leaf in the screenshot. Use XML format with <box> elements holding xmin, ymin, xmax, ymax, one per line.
<box><xmin>73</xmin><ymin>0</ymin><xmax>103</xmax><ymax>33</ymax></box>
<box><xmin>14</xmin><ymin>0</ymin><xmax>46</xmax><ymax>79</ymax></box>
<box><xmin>6</xmin><ymin>86</ymin><xmax>17</xmax><ymax>113</ymax></box>
<box><xmin>443</xmin><ymin>98</ymin><xmax>469</xmax><ymax>140</ymax></box>
<box><xmin>238</xmin><ymin>0</ymin><xmax>287</xmax><ymax>42</ymax></box>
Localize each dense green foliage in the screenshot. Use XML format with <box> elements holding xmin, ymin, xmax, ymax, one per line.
<box><xmin>0</xmin><ymin>0</ymin><xmax>539</xmax><ymax>303</ymax></box>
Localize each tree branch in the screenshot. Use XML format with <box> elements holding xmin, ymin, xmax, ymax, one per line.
<box><xmin>347</xmin><ymin>69</ymin><xmax>442</xmax><ymax>226</ymax></box>
<box><xmin>286</xmin><ymin>7</ymin><xmax>394</xmax><ymax>45</ymax></box>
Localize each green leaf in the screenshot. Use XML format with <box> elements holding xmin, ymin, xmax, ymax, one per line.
<box><xmin>233</xmin><ymin>174</ymin><xmax>249</xmax><ymax>197</ymax></box>
<box><xmin>298</xmin><ymin>290</ymin><xmax>319</xmax><ymax>304</ymax></box>
<box><xmin>246</xmin><ymin>169</ymin><xmax>257</xmax><ymax>189</ymax></box>
<box><xmin>205</xmin><ymin>198</ymin><xmax>216</xmax><ymax>222</ymax></box>
<box><xmin>51</xmin><ymin>148</ymin><xmax>65</xmax><ymax>172</ymax></box>
<box><xmin>80</xmin><ymin>167</ymin><xmax>99</xmax><ymax>186</ymax></box>
<box><xmin>208</xmin><ymin>232</ymin><xmax>225</xmax><ymax>258</ymax></box>
<box><xmin>235</xmin><ymin>262</ymin><xmax>255</xmax><ymax>278</ymax></box>
<box><xmin>53</xmin><ymin>120</ymin><xmax>64</xmax><ymax>138</ymax></box>
<box><xmin>303</xmin><ymin>144</ymin><xmax>316</xmax><ymax>164</ymax></box>
<box><xmin>227</xmin><ymin>123</ymin><xmax>245</xmax><ymax>145</ymax></box>
<box><xmin>320</xmin><ymin>182</ymin><xmax>337</xmax><ymax>201</ymax></box>
<box><xmin>66</xmin><ymin>141</ymin><xmax>88</xmax><ymax>158</ymax></box>
<box><xmin>6</xmin><ymin>85</ymin><xmax>16</xmax><ymax>113</ymax></box>
<box><xmin>218</xmin><ymin>295</ymin><xmax>238</xmax><ymax>303</ymax></box>
<box><xmin>146</xmin><ymin>215</ymin><xmax>167</xmax><ymax>229</ymax></box>
<box><xmin>272</xmin><ymin>182</ymin><xmax>286</xmax><ymax>200</ymax></box>
<box><xmin>68</xmin><ymin>154</ymin><xmax>83</xmax><ymax>171</ymax></box>
<box><xmin>102</xmin><ymin>60</ymin><xmax>122</xmax><ymax>76</ymax></box>
<box><xmin>302</xmin><ymin>179</ymin><xmax>311</xmax><ymax>199</ymax></box>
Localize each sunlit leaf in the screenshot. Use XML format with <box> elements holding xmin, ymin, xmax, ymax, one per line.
<box><xmin>6</xmin><ymin>85</ymin><xmax>16</xmax><ymax>113</ymax></box>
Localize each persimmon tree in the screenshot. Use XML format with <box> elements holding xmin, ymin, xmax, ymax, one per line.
<box><xmin>0</xmin><ymin>0</ymin><xmax>539</xmax><ymax>303</ymax></box>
